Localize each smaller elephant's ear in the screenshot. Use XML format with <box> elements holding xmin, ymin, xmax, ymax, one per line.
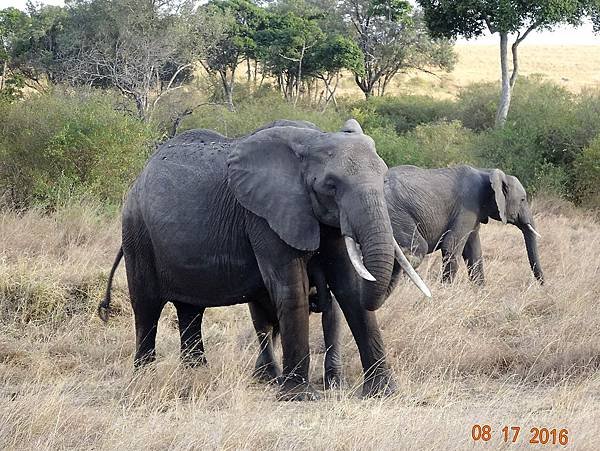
<box><xmin>227</xmin><ymin>128</ymin><xmax>320</xmax><ymax>251</ymax></box>
<box><xmin>341</xmin><ymin>119</ymin><xmax>363</xmax><ymax>134</ymax></box>
<box><xmin>490</xmin><ymin>169</ymin><xmax>508</xmax><ymax>224</ymax></box>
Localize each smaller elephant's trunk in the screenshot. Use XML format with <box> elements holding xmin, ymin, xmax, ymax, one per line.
<box><xmin>518</xmin><ymin>209</ymin><xmax>544</xmax><ymax>284</ymax></box>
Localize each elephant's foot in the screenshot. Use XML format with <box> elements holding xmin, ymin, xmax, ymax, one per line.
<box><xmin>277</xmin><ymin>379</ymin><xmax>321</xmax><ymax>401</ymax></box>
<box><xmin>324</xmin><ymin>371</ymin><xmax>343</xmax><ymax>390</ymax></box>
<box><xmin>361</xmin><ymin>369</ymin><xmax>397</xmax><ymax>398</ymax></box>
<box><xmin>253</xmin><ymin>361</ymin><xmax>282</xmax><ymax>384</ymax></box>
<box><xmin>181</xmin><ymin>351</ymin><xmax>208</xmax><ymax>368</ymax></box>
<box><xmin>133</xmin><ymin>350</ymin><xmax>157</xmax><ymax>369</ymax></box>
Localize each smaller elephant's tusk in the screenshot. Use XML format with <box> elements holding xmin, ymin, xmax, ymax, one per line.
<box><xmin>527</xmin><ymin>224</ymin><xmax>542</xmax><ymax>239</ymax></box>
<box><xmin>344</xmin><ymin>236</ymin><xmax>376</xmax><ymax>282</ymax></box>
<box><xmin>393</xmin><ymin>239</ymin><xmax>432</xmax><ymax>298</ymax></box>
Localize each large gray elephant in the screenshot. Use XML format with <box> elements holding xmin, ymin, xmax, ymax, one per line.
<box><xmin>98</xmin><ymin>119</ymin><xmax>429</xmax><ymax>401</ymax></box>
<box><xmin>386</xmin><ymin>165</ymin><xmax>544</xmax><ymax>285</ymax></box>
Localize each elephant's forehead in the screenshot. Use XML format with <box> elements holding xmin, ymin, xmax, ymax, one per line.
<box><xmin>339</xmin><ymin>151</ymin><xmax>384</xmax><ymax>176</ymax></box>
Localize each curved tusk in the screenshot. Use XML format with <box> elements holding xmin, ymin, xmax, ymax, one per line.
<box><xmin>527</xmin><ymin>224</ymin><xmax>542</xmax><ymax>239</ymax></box>
<box><xmin>344</xmin><ymin>236</ymin><xmax>376</xmax><ymax>282</ymax></box>
<box><xmin>393</xmin><ymin>239</ymin><xmax>432</xmax><ymax>298</ymax></box>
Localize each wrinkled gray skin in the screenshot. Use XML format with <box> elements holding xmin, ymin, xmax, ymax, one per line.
<box><xmin>251</xmin><ymin>164</ymin><xmax>544</xmax><ymax>391</ymax></box>
<box><xmin>99</xmin><ymin>119</ymin><xmax>400</xmax><ymax>400</ymax></box>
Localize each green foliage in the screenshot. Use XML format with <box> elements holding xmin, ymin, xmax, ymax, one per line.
<box><xmin>350</xmin><ymin>95</ymin><xmax>454</xmax><ymax>134</ymax></box>
<box><xmin>180</xmin><ymin>89</ymin><xmax>346</xmax><ymax>135</ymax></box>
<box><xmin>0</xmin><ymin>89</ymin><xmax>156</xmax><ymax>208</ymax></box>
<box><xmin>418</xmin><ymin>1</ymin><xmax>593</xmax><ymax>39</ymax></box>
<box><xmin>573</xmin><ymin>138</ymin><xmax>600</xmax><ymax>209</ymax></box>
<box><xmin>368</xmin><ymin>121</ymin><xmax>476</xmax><ymax>168</ymax></box>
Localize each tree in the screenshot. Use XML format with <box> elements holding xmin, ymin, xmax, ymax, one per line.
<box><xmin>303</xmin><ymin>35</ymin><xmax>364</xmax><ymax>108</ymax></box>
<box><xmin>199</xmin><ymin>0</ymin><xmax>264</xmax><ymax>111</ymax></box>
<box><xmin>1</xmin><ymin>4</ymin><xmax>67</xmax><ymax>94</ymax></box>
<box><xmin>54</xmin><ymin>0</ymin><xmax>203</xmax><ymax>121</ymax></box>
<box><xmin>0</xmin><ymin>7</ymin><xmax>28</xmax><ymax>100</ymax></box>
<box><xmin>418</xmin><ymin>0</ymin><xmax>597</xmax><ymax>128</ymax></box>
<box><xmin>255</xmin><ymin>11</ymin><xmax>324</xmax><ymax>102</ymax></box>
<box><xmin>341</xmin><ymin>0</ymin><xmax>456</xmax><ymax>99</ymax></box>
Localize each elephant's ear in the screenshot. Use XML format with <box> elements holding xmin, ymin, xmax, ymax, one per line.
<box><xmin>227</xmin><ymin>129</ymin><xmax>320</xmax><ymax>251</ymax></box>
<box><xmin>490</xmin><ymin>169</ymin><xmax>508</xmax><ymax>224</ymax></box>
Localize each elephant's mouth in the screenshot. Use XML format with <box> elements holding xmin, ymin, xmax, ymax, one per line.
<box><xmin>344</xmin><ymin>235</ymin><xmax>431</xmax><ymax>298</ymax></box>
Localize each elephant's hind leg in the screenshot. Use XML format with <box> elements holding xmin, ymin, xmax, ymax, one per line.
<box><xmin>123</xmin><ymin>223</ymin><xmax>165</xmax><ymax>368</ymax></box>
<box><xmin>462</xmin><ymin>229</ymin><xmax>485</xmax><ymax>286</ymax></box>
<box><xmin>174</xmin><ymin>302</ymin><xmax>207</xmax><ymax>367</ymax></box>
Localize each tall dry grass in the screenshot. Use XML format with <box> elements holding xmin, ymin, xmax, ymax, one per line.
<box><xmin>0</xmin><ymin>198</ymin><xmax>599</xmax><ymax>450</ymax></box>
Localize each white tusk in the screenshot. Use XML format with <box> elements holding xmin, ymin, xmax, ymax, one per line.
<box><xmin>393</xmin><ymin>239</ymin><xmax>432</xmax><ymax>298</ymax></box>
<box><xmin>344</xmin><ymin>236</ymin><xmax>376</xmax><ymax>282</ymax></box>
<box><xmin>527</xmin><ymin>224</ymin><xmax>542</xmax><ymax>239</ymax></box>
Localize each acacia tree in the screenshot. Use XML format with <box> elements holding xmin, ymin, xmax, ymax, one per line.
<box><xmin>341</xmin><ymin>0</ymin><xmax>456</xmax><ymax>99</ymax></box>
<box><xmin>418</xmin><ymin>0</ymin><xmax>599</xmax><ymax>128</ymax></box>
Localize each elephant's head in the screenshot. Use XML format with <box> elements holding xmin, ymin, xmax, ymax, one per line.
<box><xmin>227</xmin><ymin>119</ymin><xmax>429</xmax><ymax>310</ymax></box>
<box><xmin>489</xmin><ymin>169</ymin><xmax>544</xmax><ymax>283</ymax></box>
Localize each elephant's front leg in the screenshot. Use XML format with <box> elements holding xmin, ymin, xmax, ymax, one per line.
<box><xmin>250</xmin><ymin>220</ymin><xmax>320</xmax><ymax>401</ymax></box>
<box><xmin>322</xmin><ymin>297</ymin><xmax>343</xmax><ymax>389</ymax></box>
<box><xmin>336</xmin><ymin>294</ymin><xmax>396</xmax><ymax>397</ymax></box>
<box><xmin>462</xmin><ymin>229</ymin><xmax>485</xmax><ymax>286</ymax></box>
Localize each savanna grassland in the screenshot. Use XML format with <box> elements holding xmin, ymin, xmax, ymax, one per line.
<box><xmin>0</xmin><ymin>196</ymin><xmax>599</xmax><ymax>450</ymax></box>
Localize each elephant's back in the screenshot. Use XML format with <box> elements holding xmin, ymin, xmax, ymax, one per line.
<box><xmin>385</xmin><ymin>165</ymin><xmax>475</xmax><ymax>247</ymax></box>
<box><xmin>125</xmin><ymin>134</ymin><xmax>261</xmax><ymax>304</ymax></box>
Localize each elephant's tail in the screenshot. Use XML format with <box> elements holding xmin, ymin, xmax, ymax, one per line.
<box><xmin>98</xmin><ymin>246</ymin><xmax>124</xmax><ymax>322</ymax></box>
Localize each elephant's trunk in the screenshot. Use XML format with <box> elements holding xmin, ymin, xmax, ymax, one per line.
<box><xmin>340</xmin><ymin>190</ymin><xmax>395</xmax><ymax>311</ymax></box>
<box><xmin>518</xmin><ymin>208</ymin><xmax>544</xmax><ymax>284</ymax></box>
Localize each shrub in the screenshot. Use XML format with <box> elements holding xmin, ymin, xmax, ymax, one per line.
<box><xmin>573</xmin><ymin>138</ymin><xmax>600</xmax><ymax>209</ymax></box>
<box><xmin>180</xmin><ymin>91</ymin><xmax>346</xmax><ymax>136</ymax></box>
<box><xmin>0</xmin><ymin>88</ymin><xmax>156</xmax><ymax>208</ymax></box>
<box><xmin>455</xmin><ymin>82</ymin><xmax>498</xmax><ymax>131</ymax></box>
<box><xmin>371</xmin><ymin>121</ymin><xmax>476</xmax><ymax>168</ymax></box>
<box><xmin>349</xmin><ymin>95</ymin><xmax>454</xmax><ymax>134</ymax></box>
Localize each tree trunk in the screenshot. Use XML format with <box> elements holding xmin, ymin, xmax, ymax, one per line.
<box><xmin>495</xmin><ymin>32</ymin><xmax>512</xmax><ymax>128</ymax></box>
<box><xmin>0</xmin><ymin>60</ymin><xmax>6</xmax><ymax>92</ymax></box>
<box><xmin>220</xmin><ymin>69</ymin><xmax>235</xmax><ymax>112</ymax></box>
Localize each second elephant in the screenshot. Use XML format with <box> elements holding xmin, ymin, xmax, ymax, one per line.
<box><xmin>386</xmin><ymin>164</ymin><xmax>544</xmax><ymax>285</ymax></box>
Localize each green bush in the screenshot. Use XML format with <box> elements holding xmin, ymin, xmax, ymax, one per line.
<box><xmin>455</xmin><ymin>82</ymin><xmax>498</xmax><ymax>131</ymax></box>
<box><xmin>469</xmin><ymin>78</ymin><xmax>600</xmax><ymax>197</ymax></box>
<box><xmin>349</xmin><ymin>95</ymin><xmax>454</xmax><ymax>134</ymax></box>
<box><xmin>0</xmin><ymin>89</ymin><xmax>156</xmax><ymax>208</ymax></box>
<box><xmin>180</xmin><ymin>91</ymin><xmax>346</xmax><ymax>136</ymax></box>
<box><xmin>371</xmin><ymin>121</ymin><xmax>476</xmax><ymax>168</ymax></box>
<box><xmin>573</xmin><ymin>138</ymin><xmax>600</xmax><ymax>209</ymax></box>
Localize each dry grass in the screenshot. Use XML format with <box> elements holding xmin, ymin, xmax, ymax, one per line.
<box><xmin>1</xmin><ymin>199</ymin><xmax>599</xmax><ymax>450</ymax></box>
